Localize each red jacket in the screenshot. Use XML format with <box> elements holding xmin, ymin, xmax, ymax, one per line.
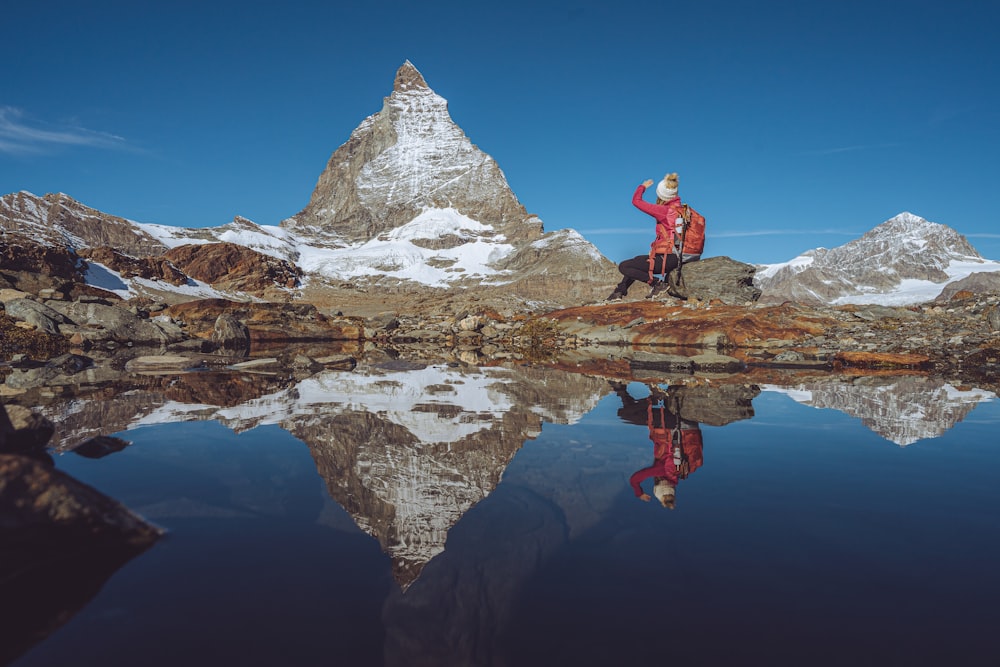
<box><xmin>630</xmin><ymin>458</ymin><xmax>679</xmax><ymax>496</ymax></box>
<box><xmin>632</xmin><ymin>184</ymin><xmax>683</xmax><ymax>256</ymax></box>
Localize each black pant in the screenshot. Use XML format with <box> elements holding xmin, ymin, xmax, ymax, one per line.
<box><xmin>614</xmin><ymin>253</ymin><xmax>680</xmax><ymax>295</ymax></box>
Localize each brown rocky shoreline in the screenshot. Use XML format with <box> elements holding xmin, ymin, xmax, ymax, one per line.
<box><xmin>3</xmin><ymin>280</ymin><xmax>1000</xmax><ymax>395</ymax></box>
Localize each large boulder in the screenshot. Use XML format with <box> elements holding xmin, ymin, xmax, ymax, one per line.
<box><xmin>0</xmin><ymin>402</ymin><xmax>163</xmax><ymax>554</ymax></box>
<box><xmin>47</xmin><ymin>300</ymin><xmax>186</xmax><ymax>345</ymax></box>
<box><xmin>0</xmin><ymin>311</ymin><xmax>70</xmax><ymax>361</ymax></box>
<box><xmin>0</xmin><ymin>451</ymin><xmax>162</xmax><ymax>665</ymax></box>
<box><xmin>0</xmin><ymin>235</ymin><xmax>82</xmax><ymax>285</ymax></box>
<box><xmin>211</xmin><ymin>313</ymin><xmax>251</xmax><ymax>355</ymax></box>
<box><xmin>3</xmin><ymin>298</ymin><xmax>72</xmax><ymax>335</ymax></box>
<box><xmin>0</xmin><ymin>405</ymin><xmax>55</xmax><ymax>458</ymax></box>
<box><xmin>934</xmin><ymin>272</ymin><xmax>1000</xmax><ymax>302</ymax></box>
<box><xmin>673</xmin><ymin>256</ymin><xmax>762</xmax><ymax>305</ymax></box>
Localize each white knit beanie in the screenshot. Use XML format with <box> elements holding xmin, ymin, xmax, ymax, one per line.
<box><xmin>656</xmin><ymin>173</ymin><xmax>679</xmax><ymax>201</ymax></box>
<box><xmin>653</xmin><ymin>479</ymin><xmax>676</xmax><ymax>508</ymax></box>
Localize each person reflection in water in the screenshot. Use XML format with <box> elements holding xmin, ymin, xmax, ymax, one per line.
<box><xmin>611</xmin><ymin>381</ymin><xmax>703</xmax><ymax>509</ymax></box>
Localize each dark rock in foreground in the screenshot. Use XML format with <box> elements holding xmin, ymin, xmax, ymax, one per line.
<box><xmin>0</xmin><ymin>405</ymin><xmax>163</xmax><ymax>664</ymax></box>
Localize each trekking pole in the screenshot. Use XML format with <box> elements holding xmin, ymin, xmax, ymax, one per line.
<box><xmin>669</xmin><ymin>206</ymin><xmax>691</xmax><ymax>299</ymax></box>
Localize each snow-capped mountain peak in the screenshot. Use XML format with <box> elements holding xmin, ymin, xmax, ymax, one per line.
<box><xmin>755</xmin><ymin>212</ymin><xmax>1000</xmax><ymax>306</ymax></box>
<box><xmin>1</xmin><ymin>62</ymin><xmax>618</xmax><ymax>306</ymax></box>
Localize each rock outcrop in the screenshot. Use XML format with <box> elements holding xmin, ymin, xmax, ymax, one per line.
<box><xmin>665</xmin><ymin>256</ymin><xmax>761</xmax><ymax>305</ymax></box>
<box><xmin>163</xmin><ymin>242</ymin><xmax>302</xmax><ymax>293</ymax></box>
<box><xmin>164</xmin><ymin>298</ymin><xmax>364</xmax><ymax>345</ymax></box>
<box><xmin>77</xmin><ymin>246</ymin><xmax>188</xmax><ymax>285</ymax></box>
<box><xmin>935</xmin><ymin>271</ymin><xmax>1000</xmax><ymax>302</ymax></box>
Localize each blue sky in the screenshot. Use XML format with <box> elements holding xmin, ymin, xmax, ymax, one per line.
<box><xmin>2</xmin><ymin>0</ymin><xmax>998</xmax><ymax>265</ymax></box>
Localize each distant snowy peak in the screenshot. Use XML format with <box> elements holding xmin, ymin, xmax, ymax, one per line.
<box><xmin>756</xmin><ymin>212</ymin><xmax>1000</xmax><ymax>306</ymax></box>
<box><xmin>846</xmin><ymin>212</ymin><xmax>980</xmax><ymax>262</ymax></box>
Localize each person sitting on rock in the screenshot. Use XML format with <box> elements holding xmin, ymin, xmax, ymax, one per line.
<box><xmin>607</xmin><ymin>172</ymin><xmax>703</xmax><ymax>301</ymax></box>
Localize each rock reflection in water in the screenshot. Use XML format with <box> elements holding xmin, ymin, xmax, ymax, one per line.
<box><xmin>764</xmin><ymin>376</ymin><xmax>996</xmax><ymax>445</ymax></box>
<box><xmin>12</xmin><ymin>371</ymin><xmax>298</xmax><ymax>452</ymax></box>
<box><xmin>284</xmin><ymin>363</ymin><xmax>610</xmax><ymax>588</ymax></box>
<box><xmin>13</xmin><ymin>359</ymin><xmax>611</xmax><ymax>589</ymax></box>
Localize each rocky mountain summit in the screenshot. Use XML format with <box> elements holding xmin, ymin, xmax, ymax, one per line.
<box><xmin>755</xmin><ymin>212</ymin><xmax>1000</xmax><ymax>306</ymax></box>
<box><xmin>281</xmin><ymin>60</ymin><xmax>619</xmax><ymax>305</ymax></box>
<box><xmin>286</xmin><ymin>61</ymin><xmax>538</xmax><ymax>247</ymax></box>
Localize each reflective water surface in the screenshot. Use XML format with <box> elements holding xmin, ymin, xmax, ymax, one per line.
<box><xmin>9</xmin><ymin>361</ymin><xmax>1000</xmax><ymax>666</ymax></box>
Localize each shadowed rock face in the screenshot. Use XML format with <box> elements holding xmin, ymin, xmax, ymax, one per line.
<box><xmin>0</xmin><ymin>514</ymin><xmax>157</xmax><ymax>666</ymax></box>
<box><xmin>1</xmin><ymin>236</ymin><xmax>81</xmax><ymax>282</ymax></box>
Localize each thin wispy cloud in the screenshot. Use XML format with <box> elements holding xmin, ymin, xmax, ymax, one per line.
<box><xmin>0</xmin><ymin>106</ymin><xmax>127</xmax><ymax>155</ymax></box>
<box><xmin>581</xmin><ymin>227</ymin><xmax>859</xmax><ymax>237</ymax></box>
<box><xmin>712</xmin><ymin>229</ymin><xmax>861</xmax><ymax>238</ymax></box>
<box><xmin>799</xmin><ymin>142</ymin><xmax>900</xmax><ymax>157</ymax></box>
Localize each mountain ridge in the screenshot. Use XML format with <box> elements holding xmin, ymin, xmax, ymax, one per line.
<box><xmin>0</xmin><ymin>62</ymin><xmax>618</xmax><ymax>309</ymax></box>
<box><xmin>3</xmin><ymin>62</ymin><xmax>999</xmax><ymax>310</ymax></box>
<box><xmin>754</xmin><ymin>211</ymin><xmax>1000</xmax><ymax>306</ymax></box>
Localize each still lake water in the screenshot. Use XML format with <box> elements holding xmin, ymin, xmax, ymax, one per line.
<box><xmin>10</xmin><ymin>362</ymin><xmax>1000</xmax><ymax>666</ymax></box>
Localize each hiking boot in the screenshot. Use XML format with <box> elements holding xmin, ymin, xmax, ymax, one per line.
<box><xmin>646</xmin><ymin>280</ymin><xmax>668</xmax><ymax>299</ymax></box>
<box><xmin>606</xmin><ymin>291</ymin><xmax>625</xmax><ymax>302</ymax></box>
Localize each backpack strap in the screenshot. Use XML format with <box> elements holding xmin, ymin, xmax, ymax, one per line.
<box><xmin>648</xmin><ymin>252</ymin><xmax>666</xmax><ymax>283</ymax></box>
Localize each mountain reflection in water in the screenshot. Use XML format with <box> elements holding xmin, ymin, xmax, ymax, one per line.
<box><xmin>10</xmin><ymin>360</ymin><xmax>1000</xmax><ymax>666</ymax></box>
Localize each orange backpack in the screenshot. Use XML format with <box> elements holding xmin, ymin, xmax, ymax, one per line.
<box><xmin>680</xmin><ymin>205</ymin><xmax>705</xmax><ymax>256</ymax></box>
<box><xmin>648</xmin><ymin>204</ymin><xmax>706</xmax><ymax>282</ymax></box>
